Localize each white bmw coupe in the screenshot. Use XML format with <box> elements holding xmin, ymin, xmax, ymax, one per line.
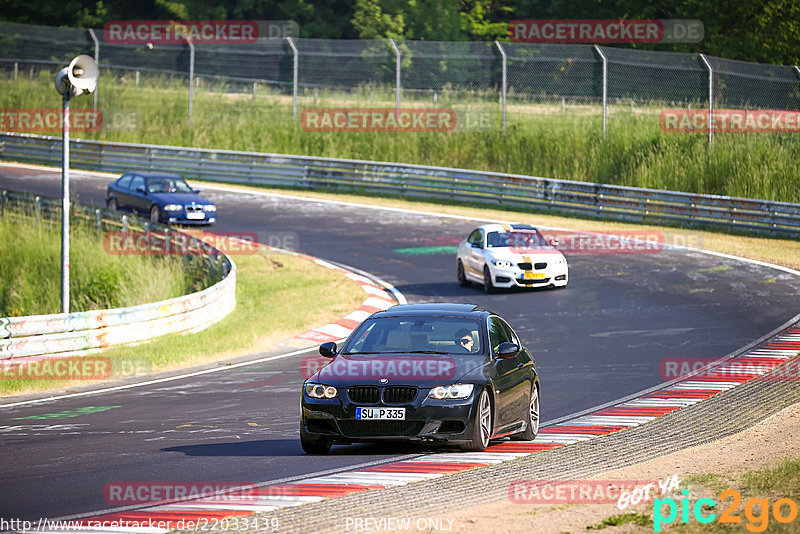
<box><xmin>456</xmin><ymin>223</ymin><xmax>568</xmax><ymax>293</ymax></box>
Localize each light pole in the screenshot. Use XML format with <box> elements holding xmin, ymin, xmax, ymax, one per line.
<box><xmin>54</xmin><ymin>54</ymin><xmax>98</xmax><ymax>314</ymax></box>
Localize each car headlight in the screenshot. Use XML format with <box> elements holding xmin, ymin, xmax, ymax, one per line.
<box><xmin>492</xmin><ymin>259</ymin><xmax>513</xmax><ymax>269</ymax></box>
<box><xmin>203</xmin><ymin>205</ymin><xmax>217</xmax><ymax>212</ymax></box>
<box><xmin>305</xmin><ymin>383</ymin><xmax>338</xmax><ymax>399</ymax></box>
<box><xmin>163</xmin><ymin>204</ymin><xmax>183</xmax><ymax>211</ymax></box>
<box><xmin>428</xmin><ymin>384</ymin><xmax>474</xmax><ymax>400</ymax></box>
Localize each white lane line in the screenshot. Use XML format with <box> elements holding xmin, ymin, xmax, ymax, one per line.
<box><xmin>532</xmin><ymin>434</ymin><xmax>596</xmax><ymax>444</ymax></box>
<box><xmin>299</xmin><ymin>475</ymin><xmax>407</xmax><ymax>486</ymax></box>
<box><xmin>622</xmin><ymin>398</ymin><xmax>704</xmax><ymax>407</ymax></box>
<box><xmin>146</xmin><ymin>503</ymin><xmax>279</xmax><ymax>512</ymax></box>
<box><xmin>745</xmin><ymin>350</ymin><xmax>797</xmax><ymax>357</ymax></box>
<box><xmin>670</xmin><ymin>381</ymin><xmax>740</xmax><ymax>390</ymax></box>
<box><xmin>423</xmin><ymin>452</ymin><xmax>525</xmax><ymax>463</ymax></box>
<box><xmin>569</xmin><ymin>415</ymin><xmax>657</xmax><ymax>426</ymax></box>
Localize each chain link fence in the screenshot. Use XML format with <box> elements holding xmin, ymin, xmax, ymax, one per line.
<box><xmin>2</xmin><ymin>20</ymin><xmax>800</xmax><ymax>141</ymax></box>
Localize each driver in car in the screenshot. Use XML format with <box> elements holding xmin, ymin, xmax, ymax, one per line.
<box><xmin>454</xmin><ymin>329</ymin><xmax>475</xmax><ymax>353</ymax></box>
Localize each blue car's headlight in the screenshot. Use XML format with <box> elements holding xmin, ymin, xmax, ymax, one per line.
<box><xmin>163</xmin><ymin>204</ymin><xmax>183</xmax><ymax>211</ymax></box>
<box><xmin>428</xmin><ymin>384</ymin><xmax>474</xmax><ymax>400</ymax></box>
<box><xmin>203</xmin><ymin>205</ymin><xmax>217</xmax><ymax>212</ymax></box>
<box><xmin>305</xmin><ymin>383</ymin><xmax>338</xmax><ymax>399</ymax></box>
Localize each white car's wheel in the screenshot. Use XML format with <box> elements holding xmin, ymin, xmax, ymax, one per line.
<box><xmin>483</xmin><ymin>266</ymin><xmax>495</xmax><ymax>294</ymax></box>
<box><xmin>457</xmin><ymin>260</ymin><xmax>470</xmax><ymax>287</ymax></box>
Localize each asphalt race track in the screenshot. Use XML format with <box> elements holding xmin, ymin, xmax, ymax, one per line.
<box><xmin>1</xmin><ymin>165</ymin><xmax>799</xmax><ymax>522</ymax></box>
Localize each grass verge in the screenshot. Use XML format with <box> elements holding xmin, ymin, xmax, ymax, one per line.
<box><xmin>664</xmin><ymin>457</ymin><xmax>800</xmax><ymax>533</ymax></box>
<box><xmin>0</xmin><ymin>248</ymin><xmax>366</xmax><ymax>397</ymax></box>
<box><xmin>0</xmin><ymin>215</ymin><xmax>187</xmax><ymax>316</ymax></box>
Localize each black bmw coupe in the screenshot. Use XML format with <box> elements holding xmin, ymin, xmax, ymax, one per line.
<box><xmin>300</xmin><ymin>303</ymin><xmax>540</xmax><ymax>454</ymax></box>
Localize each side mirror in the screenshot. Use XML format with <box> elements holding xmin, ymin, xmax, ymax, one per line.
<box><xmin>497</xmin><ymin>342</ymin><xmax>520</xmax><ymax>358</ymax></box>
<box><xmin>547</xmin><ymin>237</ymin><xmax>559</xmax><ymax>247</ymax></box>
<box><xmin>135</xmin><ymin>186</ymin><xmax>146</xmax><ymax>194</ymax></box>
<box><xmin>319</xmin><ymin>342</ymin><xmax>337</xmax><ymax>358</ymax></box>
<box><xmin>194</xmin><ymin>189</ymin><xmax>201</xmax><ymax>194</ymax></box>
<box><xmin>471</xmin><ymin>242</ymin><xmax>482</xmax><ymax>249</ymax></box>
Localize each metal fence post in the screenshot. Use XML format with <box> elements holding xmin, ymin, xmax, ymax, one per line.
<box><xmin>187</xmin><ymin>38</ymin><xmax>195</xmax><ymax>124</ymax></box>
<box><xmin>495</xmin><ymin>41</ymin><xmax>507</xmax><ymax>134</ymax></box>
<box><xmin>794</xmin><ymin>66</ymin><xmax>800</xmax><ymax>79</ymax></box>
<box><xmin>389</xmin><ymin>39</ymin><xmax>401</xmax><ymax>114</ymax></box>
<box><xmin>700</xmin><ymin>54</ymin><xmax>713</xmax><ymax>147</ymax></box>
<box><xmin>287</xmin><ymin>37</ymin><xmax>298</xmax><ymax>122</ymax></box>
<box><xmin>88</xmin><ymin>29</ymin><xmax>99</xmax><ymax>111</ymax></box>
<box><xmin>593</xmin><ymin>45</ymin><xmax>608</xmax><ymax>140</ymax></box>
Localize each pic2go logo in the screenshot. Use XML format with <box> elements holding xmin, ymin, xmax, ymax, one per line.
<box><xmin>654</xmin><ymin>489</ymin><xmax>799</xmax><ymax>532</ymax></box>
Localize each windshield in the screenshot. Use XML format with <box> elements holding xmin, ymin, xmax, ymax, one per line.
<box><xmin>343</xmin><ymin>316</ymin><xmax>483</xmax><ymax>355</ymax></box>
<box><xmin>147</xmin><ymin>176</ymin><xmax>194</xmax><ymax>194</ymax></box>
<box><xmin>486</xmin><ymin>230</ymin><xmax>547</xmax><ymax>249</ymax></box>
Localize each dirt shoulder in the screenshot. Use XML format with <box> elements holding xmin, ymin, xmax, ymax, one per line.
<box><xmin>432</xmin><ymin>401</ymin><xmax>800</xmax><ymax>534</ymax></box>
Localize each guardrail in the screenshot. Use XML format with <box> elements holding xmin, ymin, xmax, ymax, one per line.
<box><xmin>1</xmin><ymin>132</ymin><xmax>799</xmax><ymax>237</ymax></box>
<box><xmin>0</xmin><ymin>189</ymin><xmax>236</xmax><ymax>360</ymax></box>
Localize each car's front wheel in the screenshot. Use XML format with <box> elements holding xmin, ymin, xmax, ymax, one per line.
<box><xmin>462</xmin><ymin>389</ymin><xmax>492</xmax><ymax>452</ymax></box>
<box><xmin>511</xmin><ymin>384</ymin><xmax>539</xmax><ymax>441</ymax></box>
<box><xmin>483</xmin><ymin>266</ymin><xmax>495</xmax><ymax>294</ymax></box>
<box><xmin>300</xmin><ymin>430</ymin><xmax>332</xmax><ymax>455</ymax></box>
<box><xmin>457</xmin><ymin>260</ymin><xmax>470</xmax><ymax>287</ymax></box>
<box><xmin>150</xmin><ymin>205</ymin><xmax>161</xmax><ymax>223</ymax></box>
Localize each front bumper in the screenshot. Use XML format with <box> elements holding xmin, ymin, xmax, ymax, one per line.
<box><xmin>301</xmin><ymin>389</ymin><xmax>481</xmax><ymax>444</ymax></box>
<box><xmin>164</xmin><ymin>211</ymin><xmax>216</xmax><ymax>225</ymax></box>
<box><xmin>489</xmin><ymin>264</ymin><xmax>568</xmax><ymax>288</ymax></box>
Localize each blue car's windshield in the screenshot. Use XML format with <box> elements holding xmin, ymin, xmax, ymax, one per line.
<box><xmin>147</xmin><ymin>177</ymin><xmax>194</xmax><ymax>194</ymax></box>
<box><xmin>343</xmin><ymin>317</ymin><xmax>482</xmax><ymax>355</ymax></box>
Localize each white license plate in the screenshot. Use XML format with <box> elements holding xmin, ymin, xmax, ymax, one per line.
<box><xmin>355</xmin><ymin>407</ymin><xmax>405</xmax><ymax>420</ymax></box>
<box><xmin>185</xmin><ymin>212</ymin><xmax>205</xmax><ymax>220</ymax></box>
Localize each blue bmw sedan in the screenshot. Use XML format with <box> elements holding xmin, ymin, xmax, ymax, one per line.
<box><xmin>106</xmin><ymin>172</ymin><xmax>216</xmax><ymax>225</ymax></box>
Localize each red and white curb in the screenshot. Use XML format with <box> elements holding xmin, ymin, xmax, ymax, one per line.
<box><xmin>40</xmin><ymin>326</ymin><xmax>798</xmax><ymax>533</ymax></box>
<box><xmin>277</xmin><ymin>254</ymin><xmax>401</xmax><ymax>347</ymax></box>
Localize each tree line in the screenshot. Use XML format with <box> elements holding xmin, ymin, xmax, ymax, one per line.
<box><xmin>2</xmin><ymin>0</ymin><xmax>798</xmax><ymax>65</ymax></box>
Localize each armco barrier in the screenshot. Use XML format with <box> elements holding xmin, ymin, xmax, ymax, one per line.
<box><xmin>0</xmin><ymin>190</ymin><xmax>236</xmax><ymax>360</ymax></box>
<box><xmin>1</xmin><ymin>132</ymin><xmax>799</xmax><ymax>236</ymax></box>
